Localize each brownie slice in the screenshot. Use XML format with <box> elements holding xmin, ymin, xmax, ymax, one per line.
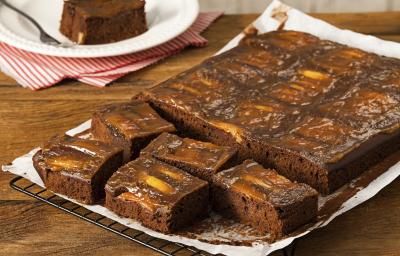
<box><xmin>33</xmin><ymin>135</ymin><xmax>123</xmax><ymax>204</ymax></box>
<box><xmin>60</xmin><ymin>0</ymin><xmax>147</xmax><ymax>45</ymax></box>
<box><xmin>139</xmin><ymin>30</ymin><xmax>400</xmax><ymax>194</ymax></box>
<box><xmin>105</xmin><ymin>156</ymin><xmax>209</xmax><ymax>233</ymax></box>
<box><xmin>91</xmin><ymin>102</ymin><xmax>176</xmax><ymax>162</ymax></box>
<box><xmin>142</xmin><ymin>133</ymin><xmax>237</xmax><ymax>181</ymax></box>
<box><xmin>211</xmin><ymin>159</ymin><xmax>318</xmax><ymax>240</ymax></box>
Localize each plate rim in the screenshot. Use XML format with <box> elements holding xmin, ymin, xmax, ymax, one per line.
<box><xmin>0</xmin><ymin>0</ymin><xmax>199</xmax><ymax>58</ymax></box>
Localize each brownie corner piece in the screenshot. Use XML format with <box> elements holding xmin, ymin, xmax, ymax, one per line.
<box><xmin>211</xmin><ymin>159</ymin><xmax>318</xmax><ymax>240</ymax></box>
<box><xmin>105</xmin><ymin>156</ymin><xmax>209</xmax><ymax>233</ymax></box>
<box><xmin>142</xmin><ymin>132</ymin><xmax>237</xmax><ymax>181</ymax></box>
<box><xmin>32</xmin><ymin>135</ymin><xmax>123</xmax><ymax>204</ymax></box>
<box><xmin>60</xmin><ymin>0</ymin><xmax>147</xmax><ymax>45</ymax></box>
<box><xmin>91</xmin><ymin>102</ymin><xmax>176</xmax><ymax>162</ymax></box>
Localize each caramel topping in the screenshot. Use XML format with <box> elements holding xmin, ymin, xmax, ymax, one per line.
<box><xmin>232</xmin><ymin>180</ymin><xmax>266</xmax><ymax>201</ymax></box>
<box><xmin>216</xmin><ymin>160</ymin><xmax>317</xmax><ymax>206</ymax></box>
<box><xmin>39</xmin><ymin>135</ymin><xmax>121</xmax><ymax>179</ymax></box>
<box><xmin>106</xmin><ymin>156</ymin><xmax>207</xmax><ymax>208</ymax></box>
<box><xmin>143</xmin><ymin>133</ymin><xmax>236</xmax><ymax>174</ymax></box>
<box><xmin>69</xmin><ymin>0</ymin><xmax>145</xmax><ymax>17</ymax></box>
<box><xmin>292</xmin><ymin>117</ymin><xmax>354</xmax><ymax>146</ymax></box>
<box><xmin>242</xmin><ymin>174</ymin><xmax>273</xmax><ymax>190</ymax></box>
<box><xmin>146</xmin><ymin>30</ymin><xmax>400</xmax><ymax>165</ymax></box>
<box><xmin>169</xmin><ymin>83</ymin><xmax>203</xmax><ymax>96</ymax></box>
<box><xmin>101</xmin><ymin>103</ymin><xmax>175</xmax><ymax>139</ymax></box>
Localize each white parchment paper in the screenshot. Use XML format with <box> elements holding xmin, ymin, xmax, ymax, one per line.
<box><xmin>3</xmin><ymin>1</ymin><xmax>400</xmax><ymax>255</ymax></box>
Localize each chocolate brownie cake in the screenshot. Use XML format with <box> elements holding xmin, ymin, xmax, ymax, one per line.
<box><xmin>33</xmin><ymin>135</ymin><xmax>123</xmax><ymax>204</ymax></box>
<box><xmin>105</xmin><ymin>156</ymin><xmax>209</xmax><ymax>233</ymax></box>
<box><xmin>60</xmin><ymin>0</ymin><xmax>147</xmax><ymax>45</ymax></box>
<box><xmin>141</xmin><ymin>133</ymin><xmax>237</xmax><ymax>181</ymax></box>
<box><xmin>138</xmin><ymin>30</ymin><xmax>400</xmax><ymax>194</ymax></box>
<box><xmin>91</xmin><ymin>102</ymin><xmax>176</xmax><ymax>162</ymax></box>
<box><xmin>211</xmin><ymin>159</ymin><xmax>318</xmax><ymax>239</ymax></box>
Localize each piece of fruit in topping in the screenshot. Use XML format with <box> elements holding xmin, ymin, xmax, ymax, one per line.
<box><xmin>118</xmin><ymin>192</ymin><xmax>154</xmax><ymax>211</ymax></box>
<box><xmin>45</xmin><ymin>155</ymin><xmax>87</xmax><ymax>171</ymax></box>
<box><xmin>232</xmin><ymin>180</ymin><xmax>266</xmax><ymax>201</ymax></box>
<box><xmin>299</xmin><ymin>69</ymin><xmax>329</xmax><ymax>80</ymax></box>
<box><xmin>289</xmin><ymin>83</ymin><xmax>305</xmax><ymax>91</ymax></box>
<box><xmin>209</xmin><ymin>120</ymin><xmax>243</xmax><ymax>143</ymax></box>
<box><xmin>339</xmin><ymin>49</ymin><xmax>365</xmax><ymax>59</ymax></box>
<box><xmin>158</xmin><ymin>166</ymin><xmax>184</xmax><ymax>181</ymax></box>
<box><xmin>144</xmin><ymin>175</ymin><xmax>176</xmax><ymax>194</ymax></box>
<box><xmin>242</xmin><ymin>174</ymin><xmax>273</xmax><ymax>190</ymax></box>
<box><xmin>169</xmin><ymin>83</ymin><xmax>202</xmax><ymax>96</ymax></box>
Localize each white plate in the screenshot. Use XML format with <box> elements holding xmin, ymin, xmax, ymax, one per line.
<box><xmin>0</xmin><ymin>0</ymin><xmax>199</xmax><ymax>58</ymax></box>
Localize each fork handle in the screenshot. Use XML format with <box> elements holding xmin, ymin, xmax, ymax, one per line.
<box><xmin>1</xmin><ymin>0</ymin><xmax>60</xmax><ymax>43</ymax></box>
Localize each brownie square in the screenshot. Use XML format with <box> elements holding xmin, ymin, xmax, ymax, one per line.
<box><xmin>105</xmin><ymin>156</ymin><xmax>209</xmax><ymax>233</ymax></box>
<box><xmin>33</xmin><ymin>135</ymin><xmax>124</xmax><ymax>204</ymax></box>
<box><xmin>60</xmin><ymin>0</ymin><xmax>147</xmax><ymax>45</ymax></box>
<box><xmin>211</xmin><ymin>159</ymin><xmax>318</xmax><ymax>240</ymax></box>
<box><xmin>140</xmin><ymin>30</ymin><xmax>400</xmax><ymax>194</ymax></box>
<box><xmin>142</xmin><ymin>133</ymin><xmax>237</xmax><ymax>181</ymax></box>
<box><xmin>91</xmin><ymin>102</ymin><xmax>176</xmax><ymax>162</ymax></box>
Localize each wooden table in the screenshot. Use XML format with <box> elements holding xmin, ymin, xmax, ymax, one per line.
<box><xmin>1</xmin><ymin>12</ymin><xmax>399</xmax><ymax>256</ymax></box>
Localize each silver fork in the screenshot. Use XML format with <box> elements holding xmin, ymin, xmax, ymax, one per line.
<box><xmin>0</xmin><ymin>0</ymin><xmax>61</xmax><ymax>45</ymax></box>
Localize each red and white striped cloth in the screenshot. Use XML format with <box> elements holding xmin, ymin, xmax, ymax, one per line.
<box><xmin>0</xmin><ymin>12</ymin><xmax>222</xmax><ymax>90</ymax></box>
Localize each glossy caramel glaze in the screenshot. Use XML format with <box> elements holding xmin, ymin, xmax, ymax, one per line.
<box><xmin>66</xmin><ymin>0</ymin><xmax>145</xmax><ymax>17</ymax></box>
<box><xmin>142</xmin><ymin>133</ymin><xmax>237</xmax><ymax>172</ymax></box>
<box><xmin>35</xmin><ymin>135</ymin><xmax>122</xmax><ymax>180</ymax></box>
<box><xmin>143</xmin><ymin>30</ymin><xmax>400</xmax><ymax>167</ymax></box>
<box><xmin>105</xmin><ymin>156</ymin><xmax>208</xmax><ymax>212</ymax></box>
<box><xmin>97</xmin><ymin>102</ymin><xmax>176</xmax><ymax>140</ymax></box>
<box><xmin>214</xmin><ymin>160</ymin><xmax>317</xmax><ymax>207</ymax></box>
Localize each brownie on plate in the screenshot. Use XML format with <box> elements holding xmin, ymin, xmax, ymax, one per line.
<box><xmin>142</xmin><ymin>133</ymin><xmax>237</xmax><ymax>181</ymax></box>
<box><xmin>211</xmin><ymin>159</ymin><xmax>318</xmax><ymax>239</ymax></box>
<box><xmin>33</xmin><ymin>135</ymin><xmax>123</xmax><ymax>204</ymax></box>
<box><xmin>91</xmin><ymin>102</ymin><xmax>176</xmax><ymax>162</ymax></box>
<box><xmin>105</xmin><ymin>156</ymin><xmax>209</xmax><ymax>233</ymax></box>
<box><xmin>60</xmin><ymin>0</ymin><xmax>147</xmax><ymax>45</ymax></box>
<box><xmin>139</xmin><ymin>30</ymin><xmax>400</xmax><ymax>194</ymax></box>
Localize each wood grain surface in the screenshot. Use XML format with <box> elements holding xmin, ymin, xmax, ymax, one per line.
<box><xmin>1</xmin><ymin>13</ymin><xmax>399</xmax><ymax>256</ymax></box>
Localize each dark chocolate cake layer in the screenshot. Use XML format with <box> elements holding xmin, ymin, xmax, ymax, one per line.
<box><xmin>33</xmin><ymin>135</ymin><xmax>123</xmax><ymax>204</ymax></box>
<box><xmin>142</xmin><ymin>133</ymin><xmax>237</xmax><ymax>181</ymax></box>
<box><xmin>60</xmin><ymin>0</ymin><xmax>147</xmax><ymax>44</ymax></box>
<box><xmin>139</xmin><ymin>30</ymin><xmax>400</xmax><ymax>194</ymax></box>
<box><xmin>211</xmin><ymin>159</ymin><xmax>318</xmax><ymax>239</ymax></box>
<box><xmin>91</xmin><ymin>102</ymin><xmax>176</xmax><ymax>162</ymax></box>
<box><xmin>105</xmin><ymin>156</ymin><xmax>209</xmax><ymax>233</ymax></box>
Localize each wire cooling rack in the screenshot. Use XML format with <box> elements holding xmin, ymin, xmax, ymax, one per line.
<box><xmin>10</xmin><ymin>175</ymin><xmax>297</xmax><ymax>256</ymax></box>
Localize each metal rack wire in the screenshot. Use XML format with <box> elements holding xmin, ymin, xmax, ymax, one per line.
<box><xmin>10</xmin><ymin>175</ymin><xmax>297</xmax><ymax>256</ymax></box>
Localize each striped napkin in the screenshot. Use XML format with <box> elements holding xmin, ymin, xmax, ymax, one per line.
<box><xmin>0</xmin><ymin>12</ymin><xmax>222</xmax><ymax>90</ymax></box>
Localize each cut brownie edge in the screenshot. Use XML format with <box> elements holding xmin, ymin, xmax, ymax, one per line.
<box><xmin>140</xmin><ymin>95</ymin><xmax>400</xmax><ymax>194</ymax></box>
<box><xmin>33</xmin><ymin>148</ymin><xmax>123</xmax><ymax>204</ymax></box>
<box><xmin>32</xmin><ymin>135</ymin><xmax>124</xmax><ymax>205</ymax></box>
<box><xmin>141</xmin><ymin>132</ymin><xmax>238</xmax><ymax>182</ymax></box>
<box><xmin>105</xmin><ymin>184</ymin><xmax>209</xmax><ymax>233</ymax></box>
<box><xmin>210</xmin><ymin>160</ymin><xmax>318</xmax><ymax>240</ymax></box>
<box><xmin>139</xmin><ymin>96</ymin><xmax>331</xmax><ymax>193</ymax></box>
<box><xmin>104</xmin><ymin>156</ymin><xmax>210</xmax><ymax>233</ymax></box>
<box><xmin>60</xmin><ymin>1</ymin><xmax>147</xmax><ymax>45</ymax></box>
<box><xmin>91</xmin><ymin>102</ymin><xmax>176</xmax><ymax>162</ymax></box>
